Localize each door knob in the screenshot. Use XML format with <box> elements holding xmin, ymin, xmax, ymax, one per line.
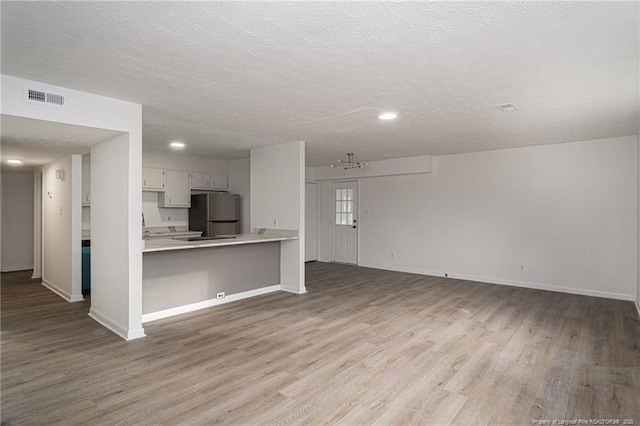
<box><xmin>352</xmin><ymin>225</ymin><xmax>357</xmax><ymax>229</ymax></box>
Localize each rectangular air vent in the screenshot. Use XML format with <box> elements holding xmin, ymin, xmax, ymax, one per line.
<box><xmin>28</xmin><ymin>89</ymin><xmax>46</xmax><ymax>103</ymax></box>
<box><xmin>46</xmin><ymin>93</ymin><xmax>65</xmax><ymax>106</ymax></box>
<box><xmin>24</xmin><ymin>86</ymin><xmax>65</xmax><ymax>107</ymax></box>
<box><xmin>496</xmin><ymin>103</ymin><xmax>518</xmax><ymax>112</ymax></box>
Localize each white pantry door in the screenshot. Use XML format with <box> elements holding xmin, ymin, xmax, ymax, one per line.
<box><xmin>305</xmin><ymin>182</ymin><xmax>318</xmax><ymax>262</ymax></box>
<box><xmin>330</xmin><ymin>181</ymin><xmax>358</xmax><ymax>264</ymax></box>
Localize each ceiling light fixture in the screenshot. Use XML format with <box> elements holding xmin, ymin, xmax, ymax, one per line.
<box><xmin>330</xmin><ymin>153</ymin><xmax>369</xmax><ymax>170</ymax></box>
<box><xmin>170</xmin><ymin>141</ymin><xmax>185</xmax><ymax>149</ymax></box>
<box><xmin>378</xmin><ymin>112</ymin><xmax>398</xmax><ymax>120</ymax></box>
<box><xmin>7</xmin><ymin>159</ymin><xmax>23</xmax><ymax>165</ymax></box>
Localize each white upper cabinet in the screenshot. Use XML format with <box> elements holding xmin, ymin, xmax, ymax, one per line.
<box><xmin>82</xmin><ymin>156</ymin><xmax>91</xmax><ymax>205</ymax></box>
<box><xmin>190</xmin><ymin>172</ymin><xmax>210</xmax><ymax>190</ymax></box>
<box><xmin>159</xmin><ymin>170</ymin><xmax>191</xmax><ymax>208</ymax></box>
<box><xmin>190</xmin><ymin>172</ymin><xmax>228</xmax><ymax>191</ymax></box>
<box><xmin>143</xmin><ymin>167</ymin><xmax>165</xmax><ymax>191</ymax></box>
<box><xmin>143</xmin><ymin>164</ymin><xmax>228</xmax><ymax>199</ymax></box>
<box><xmin>210</xmin><ymin>174</ymin><xmax>228</xmax><ymax>190</ymax></box>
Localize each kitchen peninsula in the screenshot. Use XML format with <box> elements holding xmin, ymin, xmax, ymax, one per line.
<box><xmin>141</xmin><ymin>229</ymin><xmax>298</xmax><ymax>323</ymax></box>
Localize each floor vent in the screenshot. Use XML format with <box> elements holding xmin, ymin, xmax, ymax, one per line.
<box><xmin>25</xmin><ymin>87</ymin><xmax>65</xmax><ymax>107</ymax></box>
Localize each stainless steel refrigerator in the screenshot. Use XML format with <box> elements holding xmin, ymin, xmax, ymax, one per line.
<box><xmin>189</xmin><ymin>193</ymin><xmax>241</xmax><ymax>236</ymax></box>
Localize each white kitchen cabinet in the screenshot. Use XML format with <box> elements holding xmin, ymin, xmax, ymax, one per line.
<box><xmin>210</xmin><ymin>174</ymin><xmax>228</xmax><ymax>190</ymax></box>
<box><xmin>143</xmin><ymin>167</ymin><xmax>165</xmax><ymax>191</ymax></box>
<box><xmin>82</xmin><ymin>155</ymin><xmax>91</xmax><ymax>205</ymax></box>
<box><xmin>190</xmin><ymin>172</ymin><xmax>210</xmax><ymax>190</ymax></box>
<box><xmin>189</xmin><ymin>172</ymin><xmax>228</xmax><ymax>191</ymax></box>
<box><xmin>159</xmin><ymin>170</ymin><xmax>191</xmax><ymax>207</ymax></box>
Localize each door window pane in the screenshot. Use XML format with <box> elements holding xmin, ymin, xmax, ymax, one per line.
<box><xmin>335</xmin><ymin>187</ymin><xmax>355</xmax><ymax>225</ymax></box>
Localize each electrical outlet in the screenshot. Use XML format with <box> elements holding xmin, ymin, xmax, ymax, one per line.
<box><xmin>390</xmin><ymin>251</ymin><xmax>395</xmax><ymax>258</ymax></box>
<box><xmin>273</xmin><ymin>218</ymin><xmax>278</xmax><ymax>225</ymax></box>
<box><xmin>520</xmin><ymin>264</ymin><xmax>525</xmax><ymax>271</ymax></box>
<box><xmin>217</xmin><ymin>292</ymin><xmax>225</xmax><ymax>299</ymax></box>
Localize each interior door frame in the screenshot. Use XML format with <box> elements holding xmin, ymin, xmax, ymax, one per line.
<box><xmin>32</xmin><ymin>169</ymin><xmax>43</xmax><ymax>279</ymax></box>
<box><xmin>305</xmin><ymin>181</ymin><xmax>319</xmax><ymax>262</ymax></box>
<box><xmin>329</xmin><ymin>180</ymin><xmax>358</xmax><ymax>265</ymax></box>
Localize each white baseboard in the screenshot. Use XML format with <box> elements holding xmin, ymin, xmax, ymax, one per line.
<box><xmin>126</xmin><ymin>328</ymin><xmax>147</xmax><ymax>340</ymax></box>
<box><xmin>2</xmin><ymin>265</ymin><xmax>33</xmax><ymax>272</ymax></box>
<box><xmin>357</xmin><ymin>262</ymin><xmax>636</xmax><ymax>302</ymax></box>
<box><xmin>89</xmin><ymin>307</ymin><xmax>146</xmax><ymax>341</ymax></box>
<box><xmin>281</xmin><ymin>286</ymin><xmax>307</xmax><ymax>294</ymax></box>
<box><xmin>41</xmin><ymin>279</ymin><xmax>84</xmax><ymax>302</ymax></box>
<box><xmin>142</xmin><ymin>284</ymin><xmax>282</xmax><ymax>324</ymax></box>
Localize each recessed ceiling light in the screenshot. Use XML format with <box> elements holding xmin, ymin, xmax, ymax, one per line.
<box><xmin>496</xmin><ymin>103</ymin><xmax>518</xmax><ymax>112</ymax></box>
<box><xmin>378</xmin><ymin>112</ymin><xmax>398</xmax><ymax>120</ymax></box>
<box><xmin>7</xmin><ymin>159</ymin><xmax>23</xmax><ymax>165</ymax></box>
<box><xmin>170</xmin><ymin>141</ymin><xmax>185</xmax><ymax>149</ymax></box>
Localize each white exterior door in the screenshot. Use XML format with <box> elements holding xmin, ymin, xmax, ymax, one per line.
<box><xmin>305</xmin><ymin>182</ymin><xmax>318</xmax><ymax>262</ymax></box>
<box><xmin>330</xmin><ymin>181</ymin><xmax>357</xmax><ymax>264</ymax></box>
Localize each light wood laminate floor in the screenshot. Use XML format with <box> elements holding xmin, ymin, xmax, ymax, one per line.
<box><xmin>2</xmin><ymin>263</ymin><xmax>639</xmax><ymax>425</ymax></box>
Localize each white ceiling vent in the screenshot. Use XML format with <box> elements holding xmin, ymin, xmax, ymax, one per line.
<box><xmin>24</xmin><ymin>86</ymin><xmax>65</xmax><ymax>107</ymax></box>
<box><xmin>496</xmin><ymin>103</ymin><xmax>518</xmax><ymax>112</ymax></box>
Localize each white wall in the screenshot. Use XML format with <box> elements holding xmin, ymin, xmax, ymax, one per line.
<box><xmin>637</xmin><ymin>131</ymin><xmax>640</xmax><ymax>314</ymax></box>
<box><xmin>2</xmin><ymin>74</ymin><xmax>144</xmax><ymax>340</ymax></box>
<box><xmin>90</xmin><ymin>134</ymin><xmax>145</xmax><ymax>340</ymax></box>
<box><xmin>230</xmin><ymin>158</ymin><xmax>251</xmax><ymax>234</ymax></box>
<box><xmin>320</xmin><ymin>136</ymin><xmax>638</xmax><ymax>300</ymax></box>
<box><xmin>82</xmin><ymin>154</ymin><xmax>91</xmax><ymax>230</ymax></box>
<box><xmin>250</xmin><ymin>141</ymin><xmax>305</xmax><ymax>293</ymax></box>
<box><xmin>82</xmin><ymin>207</ymin><xmax>91</xmax><ymax>230</ymax></box>
<box><xmin>42</xmin><ymin>155</ymin><xmax>82</xmax><ymax>301</ymax></box>
<box><xmin>317</xmin><ymin>180</ymin><xmax>332</xmax><ymax>262</ymax></box>
<box><xmin>1</xmin><ymin>171</ymin><xmax>34</xmax><ymax>271</ymax></box>
<box><xmin>311</xmin><ymin>155</ymin><xmax>434</xmax><ymax>262</ymax></box>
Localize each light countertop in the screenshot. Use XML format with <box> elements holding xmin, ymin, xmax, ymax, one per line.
<box><xmin>142</xmin><ymin>226</ymin><xmax>201</xmax><ymax>239</ymax></box>
<box><xmin>82</xmin><ymin>229</ymin><xmax>202</xmax><ymax>241</ymax></box>
<box><xmin>143</xmin><ymin>232</ymin><xmax>298</xmax><ymax>253</ymax></box>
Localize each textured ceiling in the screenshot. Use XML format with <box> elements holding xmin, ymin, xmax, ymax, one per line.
<box><xmin>1</xmin><ymin>1</ymin><xmax>638</xmax><ymax>167</ymax></box>
<box><xmin>1</xmin><ymin>115</ymin><xmax>122</xmax><ymax>170</ymax></box>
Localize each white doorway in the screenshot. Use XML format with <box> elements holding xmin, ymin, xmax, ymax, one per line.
<box><xmin>32</xmin><ymin>170</ymin><xmax>43</xmax><ymax>279</ymax></box>
<box><xmin>330</xmin><ymin>181</ymin><xmax>358</xmax><ymax>264</ymax></box>
<box><xmin>305</xmin><ymin>182</ymin><xmax>318</xmax><ymax>262</ymax></box>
